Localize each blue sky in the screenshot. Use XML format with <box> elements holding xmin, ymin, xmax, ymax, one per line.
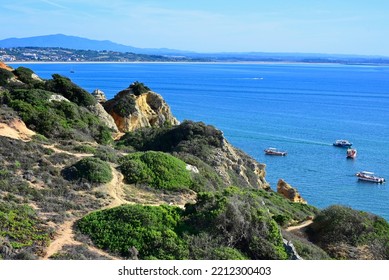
<box><xmin>1</xmin><ymin>0</ymin><xmax>389</xmax><ymax>55</ymax></box>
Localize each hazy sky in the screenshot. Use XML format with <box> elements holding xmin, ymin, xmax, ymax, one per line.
<box><xmin>1</xmin><ymin>0</ymin><xmax>389</xmax><ymax>55</ymax></box>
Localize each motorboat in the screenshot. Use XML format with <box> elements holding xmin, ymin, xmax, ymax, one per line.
<box><xmin>264</xmin><ymin>147</ymin><xmax>287</xmax><ymax>156</ymax></box>
<box><xmin>346</xmin><ymin>148</ymin><xmax>357</xmax><ymax>159</ymax></box>
<box><xmin>333</xmin><ymin>139</ymin><xmax>352</xmax><ymax>147</ymax></box>
<box><xmin>356</xmin><ymin>171</ymin><xmax>385</xmax><ymax>183</ymax></box>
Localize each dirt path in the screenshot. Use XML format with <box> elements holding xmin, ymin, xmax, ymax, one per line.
<box><xmin>286</xmin><ymin>220</ymin><xmax>313</xmax><ymax>231</ymax></box>
<box><xmin>41</xmin><ymin>148</ymin><xmax>128</xmax><ymax>260</ymax></box>
<box><xmin>102</xmin><ymin>165</ymin><xmax>129</xmax><ymax>208</ymax></box>
<box><xmin>43</xmin><ymin>144</ymin><xmax>94</xmax><ymax>158</ymax></box>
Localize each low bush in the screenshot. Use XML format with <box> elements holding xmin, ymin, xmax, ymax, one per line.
<box><xmin>0</xmin><ymin>68</ymin><xmax>14</xmax><ymax>86</ymax></box>
<box><xmin>63</xmin><ymin>157</ymin><xmax>112</xmax><ymax>184</ymax></box>
<box><xmin>45</xmin><ymin>74</ymin><xmax>96</xmax><ymax>107</ymax></box>
<box><xmin>184</xmin><ymin>187</ymin><xmax>288</xmax><ymax>260</ymax></box>
<box><xmin>119</xmin><ymin>151</ymin><xmax>192</xmax><ymax>191</ymax></box>
<box><xmin>77</xmin><ymin>204</ymin><xmax>188</xmax><ymax>259</ymax></box>
<box><xmin>307</xmin><ymin>205</ymin><xmax>389</xmax><ymax>259</ymax></box>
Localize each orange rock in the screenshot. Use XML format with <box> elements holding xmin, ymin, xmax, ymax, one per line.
<box><xmin>277</xmin><ymin>179</ymin><xmax>307</xmax><ymax>204</ymax></box>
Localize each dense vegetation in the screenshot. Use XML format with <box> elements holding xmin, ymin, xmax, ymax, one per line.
<box><xmin>77</xmin><ymin>187</ymin><xmax>320</xmax><ymax>260</ymax></box>
<box><xmin>118</xmin><ymin>120</ymin><xmax>224</xmax><ymax>154</ymax></box>
<box><xmin>77</xmin><ymin>204</ymin><xmax>188</xmax><ymax>259</ymax></box>
<box><xmin>63</xmin><ymin>157</ymin><xmax>113</xmax><ymax>184</ymax></box>
<box><xmin>129</xmin><ymin>81</ymin><xmax>151</xmax><ymax>96</ymax></box>
<box><xmin>119</xmin><ymin>151</ymin><xmax>192</xmax><ymax>191</ymax></box>
<box><xmin>1</xmin><ymin>71</ymin><xmax>112</xmax><ymax>144</ymax></box>
<box><xmin>0</xmin><ymin>68</ymin><xmax>14</xmax><ymax>86</ymax></box>
<box><xmin>307</xmin><ymin>205</ymin><xmax>389</xmax><ymax>259</ymax></box>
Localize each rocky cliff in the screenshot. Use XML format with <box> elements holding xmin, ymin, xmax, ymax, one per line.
<box><xmin>103</xmin><ymin>84</ymin><xmax>179</xmax><ymax>132</ymax></box>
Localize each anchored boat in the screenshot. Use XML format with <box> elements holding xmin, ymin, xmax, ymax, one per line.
<box><xmin>347</xmin><ymin>148</ymin><xmax>357</xmax><ymax>159</ymax></box>
<box><xmin>333</xmin><ymin>139</ymin><xmax>352</xmax><ymax>147</ymax></box>
<box><xmin>264</xmin><ymin>147</ymin><xmax>287</xmax><ymax>156</ymax></box>
<box><xmin>356</xmin><ymin>171</ymin><xmax>385</xmax><ymax>184</ymax></box>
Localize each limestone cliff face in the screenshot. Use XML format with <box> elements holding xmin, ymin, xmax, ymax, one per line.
<box><xmin>214</xmin><ymin>138</ymin><xmax>269</xmax><ymax>190</ymax></box>
<box><xmin>104</xmin><ymin>87</ymin><xmax>179</xmax><ymax>132</ymax></box>
<box><xmin>277</xmin><ymin>179</ymin><xmax>307</xmax><ymax>203</ymax></box>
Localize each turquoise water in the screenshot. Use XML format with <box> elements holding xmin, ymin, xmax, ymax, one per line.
<box><xmin>12</xmin><ymin>62</ymin><xmax>389</xmax><ymax>220</ymax></box>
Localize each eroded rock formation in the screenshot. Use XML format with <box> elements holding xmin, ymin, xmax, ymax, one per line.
<box><xmin>277</xmin><ymin>179</ymin><xmax>307</xmax><ymax>203</ymax></box>
<box><xmin>104</xmin><ymin>86</ymin><xmax>179</xmax><ymax>132</ymax></box>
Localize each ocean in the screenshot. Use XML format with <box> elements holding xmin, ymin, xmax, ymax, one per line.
<box><xmin>11</xmin><ymin>62</ymin><xmax>389</xmax><ymax>220</ymax></box>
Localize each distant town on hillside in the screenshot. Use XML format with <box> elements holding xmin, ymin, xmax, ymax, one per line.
<box><xmin>1</xmin><ymin>34</ymin><xmax>389</xmax><ymax>64</ymax></box>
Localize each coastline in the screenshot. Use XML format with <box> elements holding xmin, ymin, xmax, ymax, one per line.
<box><xmin>7</xmin><ymin>60</ymin><xmax>389</xmax><ymax>67</ymax></box>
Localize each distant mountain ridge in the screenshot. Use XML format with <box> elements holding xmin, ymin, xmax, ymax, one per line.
<box><xmin>0</xmin><ymin>34</ymin><xmax>193</xmax><ymax>56</ymax></box>
<box><xmin>1</xmin><ymin>34</ymin><xmax>389</xmax><ymax>63</ymax></box>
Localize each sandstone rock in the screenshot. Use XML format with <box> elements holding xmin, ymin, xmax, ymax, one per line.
<box><xmin>0</xmin><ymin>62</ymin><xmax>13</xmax><ymax>71</ymax></box>
<box><xmin>277</xmin><ymin>179</ymin><xmax>307</xmax><ymax>203</ymax></box>
<box><xmin>92</xmin><ymin>89</ymin><xmax>107</xmax><ymax>103</ymax></box>
<box><xmin>87</xmin><ymin>103</ymin><xmax>119</xmax><ymax>132</ymax></box>
<box><xmin>0</xmin><ymin>118</ymin><xmax>35</xmax><ymax>141</ymax></box>
<box><xmin>104</xmin><ymin>86</ymin><xmax>179</xmax><ymax>132</ymax></box>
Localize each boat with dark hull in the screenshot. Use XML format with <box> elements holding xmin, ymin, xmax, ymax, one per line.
<box><xmin>333</xmin><ymin>139</ymin><xmax>352</xmax><ymax>147</ymax></box>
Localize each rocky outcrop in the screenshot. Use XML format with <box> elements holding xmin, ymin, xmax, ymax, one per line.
<box><xmin>277</xmin><ymin>179</ymin><xmax>306</xmax><ymax>203</ymax></box>
<box><xmin>92</xmin><ymin>89</ymin><xmax>107</xmax><ymax>103</ymax></box>
<box><xmin>0</xmin><ymin>62</ymin><xmax>13</xmax><ymax>71</ymax></box>
<box><xmin>88</xmin><ymin>103</ymin><xmax>119</xmax><ymax>132</ymax></box>
<box><xmin>283</xmin><ymin>238</ymin><xmax>303</xmax><ymax>260</ymax></box>
<box><xmin>0</xmin><ymin>118</ymin><xmax>35</xmax><ymax>141</ymax></box>
<box><xmin>103</xmin><ymin>87</ymin><xmax>179</xmax><ymax>132</ymax></box>
<box><xmin>215</xmin><ymin>139</ymin><xmax>269</xmax><ymax>190</ymax></box>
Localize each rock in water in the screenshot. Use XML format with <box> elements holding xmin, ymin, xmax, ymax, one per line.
<box><xmin>277</xmin><ymin>179</ymin><xmax>307</xmax><ymax>203</ymax></box>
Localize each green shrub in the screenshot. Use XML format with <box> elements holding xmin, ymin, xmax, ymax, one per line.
<box><xmin>118</xmin><ymin>121</ymin><xmax>224</xmax><ymax>155</ymax></box>
<box><xmin>77</xmin><ymin>204</ymin><xmax>188</xmax><ymax>259</ymax></box>
<box><xmin>12</xmin><ymin>67</ymin><xmax>44</xmax><ymax>88</ymax></box>
<box><xmin>307</xmin><ymin>205</ymin><xmax>389</xmax><ymax>259</ymax></box>
<box><xmin>0</xmin><ymin>68</ymin><xmax>14</xmax><ymax>86</ymax></box>
<box><xmin>64</xmin><ymin>157</ymin><xmax>112</xmax><ymax>184</ymax></box>
<box><xmin>119</xmin><ymin>151</ymin><xmax>192</xmax><ymax>190</ymax></box>
<box><xmin>184</xmin><ymin>187</ymin><xmax>288</xmax><ymax>260</ymax></box>
<box><xmin>129</xmin><ymin>81</ymin><xmax>150</xmax><ymax>96</ymax></box>
<box><xmin>45</xmin><ymin>74</ymin><xmax>96</xmax><ymax>107</ymax></box>
<box><xmin>106</xmin><ymin>89</ymin><xmax>137</xmax><ymax>117</ymax></box>
<box><xmin>5</xmin><ymin>88</ymin><xmax>112</xmax><ymax>144</ymax></box>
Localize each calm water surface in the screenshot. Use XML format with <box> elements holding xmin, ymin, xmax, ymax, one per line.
<box><xmin>12</xmin><ymin>62</ymin><xmax>389</xmax><ymax>220</ymax></box>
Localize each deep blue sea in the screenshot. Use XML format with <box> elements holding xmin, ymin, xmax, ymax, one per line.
<box><xmin>11</xmin><ymin>62</ymin><xmax>389</xmax><ymax>220</ymax></box>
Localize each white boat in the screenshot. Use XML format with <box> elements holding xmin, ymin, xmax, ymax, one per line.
<box><xmin>333</xmin><ymin>139</ymin><xmax>352</xmax><ymax>147</ymax></box>
<box><xmin>264</xmin><ymin>147</ymin><xmax>287</xmax><ymax>156</ymax></box>
<box><xmin>356</xmin><ymin>171</ymin><xmax>385</xmax><ymax>183</ymax></box>
<box><xmin>346</xmin><ymin>148</ymin><xmax>357</xmax><ymax>159</ymax></box>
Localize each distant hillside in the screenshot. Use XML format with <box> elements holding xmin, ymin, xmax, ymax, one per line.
<box><xmin>0</xmin><ymin>34</ymin><xmax>193</xmax><ymax>56</ymax></box>
<box><xmin>1</xmin><ymin>34</ymin><xmax>389</xmax><ymax>64</ymax></box>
